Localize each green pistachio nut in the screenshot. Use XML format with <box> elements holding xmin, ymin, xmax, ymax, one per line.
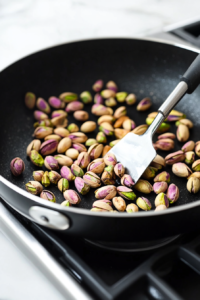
<box><xmin>192</xmin><ymin>159</ymin><xmax>200</xmax><ymax>171</ymax></box>
<box><xmin>25</xmin><ymin>181</ymin><xmax>43</xmax><ymax>195</ymax></box>
<box><xmin>57</xmin><ymin>178</ymin><xmax>69</xmax><ymax>192</ymax></box>
<box><xmin>40</xmin><ymin>190</ymin><xmax>56</xmax><ymax>202</ymax></box>
<box><xmin>61</xmin><ymin>200</ymin><xmax>71</xmax><ymax>207</ymax></box>
<box><xmin>30</xmin><ymin>150</ymin><xmax>44</xmax><ymax>167</ymax></box>
<box><xmin>83</xmin><ymin>171</ymin><xmax>101</xmax><ymax>188</ymax></box>
<box><xmin>185</xmin><ymin>151</ymin><xmax>195</xmax><ymax>164</ymax></box>
<box><xmin>96</xmin><ymin>132</ymin><xmax>107</xmax><ymax>144</ymax></box>
<box><xmin>105</xmin><ymin>97</ymin><xmax>117</xmax><ymax>107</ymax></box>
<box><xmin>48</xmin><ymin>171</ymin><xmax>61</xmax><ymax>184</ymax></box>
<box><xmin>154</xmin><ymin>171</ymin><xmax>170</xmax><ymax>183</ymax></box>
<box><xmin>25</xmin><ymin>92</ymin><xmax>36</xmax><ymax>109</ymax></box>
<box><xmin>187</xmin><ymin>177</ymin><xmax>200</xmax><ymax>194</ymax></box>
<box><xmin>155</xmin><ymin>193</ymin><xmax>169</xmax><ymax>208</ymax></box>
<box><xmin>85</xmin><ymin>139</ymin><xmax>98</xmax><ymax>146</ymax></box>
<box><xmin>67</xmin><ymin>123</ymin><xmax>79</xmax><ymax>133</ymax></box>
<box><xmin>41</xmin><ymin>171</ymin><xmax>51</xmax><ymax>188</ymax></box>
<box><xmin>156</xmin><ymin>122</ymin><xmax>170</xmax><ymax>134</ymax></box>
<box><xmin>59</xmin><ymin>92</ymin><xmax>78</xmax><ymax>103</ymax></box>
<box><xmin>117</xmin><ymin>186</ymin><xmax>136</xmax><ymax>200</ymax></box>
<box><xmin>33</xmin><ymin>170</ymin><xmax>44</xmax><ymax>182</ymax></box>
<box><xmin>80</xmin><ymin>91</ymin><xmax>92</xmax><ymax>104</ymax></box>
<box><xmin>136</xmin><ymin>197</ymin><xmax>152</xmax><ymax>211</ymax></box>
<box><xmin>125</xmin><ymin>93</ymin><xmax>137</xmax><ymax>105</ymax></box>
<box><xmin>116</xmin><ymin>92</ymin><xmax>128</xmax><ymax>103</ymax></box>
<box><xmin>142</xmin><ymin>166</ymin><xmax>157</xmax><ymax>180</ymax></box>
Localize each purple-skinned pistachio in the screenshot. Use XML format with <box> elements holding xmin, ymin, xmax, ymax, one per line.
<box><xmin>153</xmin><ymin>182</ymin><xmax>168</xmax><ymax>194</ymax></box>
<box><xmin>165</xmin><ymin>109</ymin><xmax>186</xmax><ymax>122</ymax></box>
<box><xmin>187</xmin><ymin>177</ymin><xmax>200</xmax><ymax>194</ymax></box>
<box><xmin>156</xmin><ymin>122</ymin><xmax>170</xmax><ymax>134</ymax></box>
<box><xmin>44</xmin><ymin>156</ymin><xmax>59</xmax><ymax>170</ymax></box>
<box><xmin>117</xmin><ymin>186</ymin><xmax>136</xmax><ymax>200</ymax></box>
<box><xmin>114</xmin><ymin>106</ymin><xmax>127</xmax><ymax>119</ymax></box>
<box><xmin>114</xmin><ymin>163</ymin><xmax>125</xmax><ymax>178</ymax></box>
<box><xmin>106</xmin><ymin>81</ymin><xmax>118</xmax><ymax>92</ymax></box>
<box><xmin>68</xmin><ymin>132</ymin><xmax>88</xmax><ymax>143</ymax></box>
<box><xmin>95</xmin><ymin>185</ymin><xmax>117</xmax><ymax>200</ymax></box>
<box><xmin>142</xmin><ymin>166</ymin><xmax>157</xmax><ymax>180</ymax></box>
<box><xmin>104</xmin><ymin>153</ymin><xmax>117</xmax><ymax>166</ymax></box>
<box><xmin>54</xmin><ymin>154</ymin><xmax>73</xmax><ymax>167</ymax></box>
<box><xmin>41</xmin><ymin>171</ymin><xmax>50</xmax><ymax>188</ymax></box>
<box><xmin>154</xmin><ymin>171</ymin><xmax>170</xmax><ymax>183</ymax></box>
<box><xmin>172</xmin><ymin>162</ymin><xmax>192</xmax><ymax>177</ymax></box>
<box><xmin>40</xmin><ymin>190</ymin><xmax>56</xmax><ymax>202</ymax></box>
<box><xmin>27</xmin><ymin>139</ymin><xmax>41</xmax><ymax>156</ymax></box>
<box><xmin>185</xmin><ymin>151</ymin><xmax>195</xmax><ymax>164</ymax></box>
<box><xmin>192</xmin><ymin>159</ymin><xmax>200</xmax><ymax>171</ymax></box>
<box><xmin>33</xmin><ymin>170</ymin><xmax>44</xmax><ymax>182</ymax></box>
<box><xmin>116</xmin><ymin>92</ymin><xmax>128</xmax><ymax>103</ymax></box>
<box><xmin>61</xmin><ymin>200</ymin><xmax>71</xmax><ymax>207</ymax></box>
<box><xmin>126</xmin><ymin>203</ymin><xmax>138</xmax><ymax>213</ymax></box>
<box><xmin>154</xmin><ymin>139</ymin><xmax>174</xmax><ymax>151</ymax></box>
<box><xmin>177</xmin><ymin>124</ymin><xmax>190</xmax><ymax>142</ymax></box>
<box><xmin>105</xmin><ymin>97</ymin><xmax>117</xmax><ymax>107</ymax></box>
<box><xmin>60</xmin><ymin>166</ymin><xmax>75</xmax><ymax>181</ymax></box>
<box><xmin>71</xmin><ymin>164</ymin><xmax>84</xmax><ymax>177</ymax></box>
<box><xmin>34</xmin><ymin>110</ymin><xmax>48</xmax><ymax>121</ymax></box>
<box><xmin>72</xmin><ymin>143</ymin><xmax>87</xmax><ymax>152</ymax></box>
<box><xmin>101</xmin><ymin>165</ymin><xmax>116</xmax><ymax>185</ymax></box>
<box><xmin>158</xmin><ymin>132</ymin><xmax>176</xmax><ymax>140</ymax></box>
<box><xmin>33</xmin><ymin>126</ymin><xmax>53</xmax><ymax>139</ymax></box>
<box><xmin>58</xmin><ymin>178</ymin><xmax>69</xmax><ymax>192</ymax></box>
<box><xmin>92</xmin><ymin>200</ymin><xmax>113</xmax><ymax>211</ymax></box>
<box><xmin>112</xmin><ymin>197</ymin><xmax>126</xmax><ymax>211</ymax></box>
<box><xmin>25</xmin><ymin>92</ymin><xmax>36</xmax><ymax>109</ymax></box>
<box><xmin>133</xmin><ymin>179</ymin><xmax>153</xmax><ymax>194</ymax></box>
<box><xmin>136</xmin><ymin>197</ymin><xmax>152</xmax><ymax>211</ymax></box>
<box><xmin>36</xmin><ymin>97</ymin><xmax>51</xmax><ymax>114</ymax></box>
<box><xmin>155</xmin><ymin>193</ymin><xmax>169</xmax><ymax>208</ymax></box>
<box><xmin>30</xmin><ymin>150</ymin><xmax>44</xmax><ymax>167</ymax></box>
<box><xmin>83</xmin><ymin>172</ymin><xmax>101</xmax><ymax>188</ymax></box>
<box><xmin>166</xmin><ymin>184</ymin><xmax>179</xmax><ymax>203</ymax></box>
<box><xmin>87</xmin><ymin>158</ymin><xmax>105</xmax><ymax>174</ymax></box>
<box><xmin>85</xmin><ymin>139</ymin><xmax>97</xmax><ymax>146</ymax></box>
<box><xmin>121</xmin><ymin>174</ymin><xmax>135</xmax><ymax>188</ymax></box>
<box><xmin>67</xmin><ymin>123</ymin><xmax>79</xmax><ymax>133</ymax></box>
<box><xmin>99</xmin><ymin>122</ymin><xmax>114</xmax><ymax>136</ymax></box>
<box><xmin>165</xmin><ymin>150</ymin><xmax>185</xmax><ymax>165</ymax></box>
<box><xmin>137</xmin><ymin>97</ymin><xmax>152</xmax><ymax>111</ymax></box>
<box><xmin>175</xmin><ymin>118</ymin><xmax>193</xmax><ymax>128</ymax></box>
<box><xmin>126</xmin><ymin>93</ymin><xmax>137</xmax><ymax>105</ymax></box>
<box><xmin>92</xmin><ymin>79</ymin><xmax>104</xmax><ymax>92</ymax></box>
<box><xmin>88</xmin><ymin>143</ymin><xmax>104</xmax><ymax>160</ymax></box>
<box><xmin>63</xmin><ymin>189</ymin><xmax>81</xmax><ymax>205</ymax></box>
<box><xmin>10</xmin><ymin>157</ymin><xmax>25</xmax><ymax>176</ymax></box>
<box><xmin>123</xmin><ymin>119</ymin><xmax>136</xmax><ymax>130</ymax></box>
<box><xmin>80</xmin><ymin>91</ymin><xmax>92</xmax><ymax>104</ymax></box>
<box><xmin>181</xmin><ymin>141</ymin><xmax>195</xmax><ymax>152</ymax></box>
<box><xmin>66</xmin><ymin>101</ymin><xmax>84</xmax><ymax>113</ymax></box>
<box><xmin>25</xmin><ymin>181</ymin><xmax>43</xmax><ymax>195</ymax></box>
<box><xmin>94</xmin><ymin>93</ymin><xmax>104</xmax><ymax>104</ymax></box>
<box><xmin>75</xmin><ymin>152</ymin><xmax>90</xmax><ymax>169</ymax></box>
<box><xmin>48</xmin><ymin>171</ymin><xmax>61</xmax><ymax>184</ymax></box>
<box><xmin>40</xmin><ymin>139</ymin><xmax>58</xmax><ymax>156</ymax></box>
<box><xmin>59</xmin><ymin>92</ymin><xmax>78</xmax><ymax>103</ymax></box>
<box><xmin>75</xmin><ymin>177</ymin><xmax>90</xmax><ymax>195</ymax></box>
<box><xmin>48</xmin><ymin>96</ymin><xmax>65</xmax><ymax>109</ymax></box>
<box><xmin>51</xmin><ymin>110</ymin><xmax>67</xmax><ymax>119</ymax></box>
<box><xmin>155</xmin><ymin>205</ymin><xmax>167</xmax><ymax>211</ymax></box>
<box><xmin>91</xmin><ymin>104</ymin><xmax>110</xmax><ymax>116</ymax></box>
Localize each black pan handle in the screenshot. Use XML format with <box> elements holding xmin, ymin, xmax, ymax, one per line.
<box><xmin>181</xmin><ymin>53</ymin><xmax>200</xmax><ymax>94</ymax></box>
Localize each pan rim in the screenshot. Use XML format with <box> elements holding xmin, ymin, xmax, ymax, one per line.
<box><xmin>1</xmin><ymin>37</ymin><xmax>200</xmax><ymax>218</ymax></box>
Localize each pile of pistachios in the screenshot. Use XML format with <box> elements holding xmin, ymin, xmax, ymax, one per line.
<box><xmin>9</xmin><ymin>79</ymin><xmax>200</xmax><ymax>213</ymax></box>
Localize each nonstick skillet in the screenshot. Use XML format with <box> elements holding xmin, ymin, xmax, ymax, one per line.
<box><xmin>1</xmin><ymin>38</ymin><xmax>200</xmax><ymax>243</ymax></box>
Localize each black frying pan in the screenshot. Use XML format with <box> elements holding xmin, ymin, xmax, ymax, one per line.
<box><xmin>1</xmin><ymin>38</ymin><xmax>200</xmax><ymax>243</ymax></box>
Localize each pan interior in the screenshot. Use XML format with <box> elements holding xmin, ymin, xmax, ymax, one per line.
<box><xmin>0</xmin><ymin>38</ymin><xmax>200</xmax><ymax>211</ymax></box>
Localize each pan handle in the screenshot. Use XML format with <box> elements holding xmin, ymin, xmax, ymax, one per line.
<box><xmin>181</xmin><ymin>53</ymin><xmax>200</xmax><ymax>94</ymax></box>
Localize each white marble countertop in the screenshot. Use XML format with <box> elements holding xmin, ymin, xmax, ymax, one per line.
<box><xmin>1</xmin><ymin>0</ymin><xmax>200</xmax><ymax>299</ymax></box>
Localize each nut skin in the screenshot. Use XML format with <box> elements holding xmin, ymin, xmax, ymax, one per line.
<box><xmin>187</xmin><ymin>177</ymin><xmax>200</xmax><ymax>194</ymax></box>
<box><xmin>54</xmin><ymin>154</ymin><xmax>73</xmax><ymax>167</ymax></box>
<box><xmin>165</xmin><ymin>109</ymin><xmax>186</xmax><ymax>122</ymax></box>
<box><xmin>114</xmin><ymin>128</ymin><xmax>129</xmax><ymax>139</ymax></box>
<box><xmin>112</xmin><ymin>197</ymin><xmax>126</xmax><ymax>212</ymax></box>
<box><xmin>192</xmin><ymin>159</ymin><xmax>200</xmax><ymax>171</ymax></box>
<box><xmin>105</xmin><ymin>97</ymin><xmax>117</xmax><ymax>107</ymax></box>
<box><xmin>137</xmin><ymin>97</ymin><xmax>152</xmax><ymax>111</ymax></box>
<box><xmin>114</xmin><ymin>116</ymin><xmax>129</xmax><ymax>128</ymax></box>
<box><xmin>95</xmin><ymin>185</ymin><xmax>117</xmax><ymax>200</ymax></box>
<box><xmin>123</xmin><ymin>119</ymin><xmax>136</xmax><ymax>130</ymax></box>
<box><xmin>80</xmin><ymin>91</ymin><xmax>92</xmax><ymax>104</ymax></box>
<box><xmin>69</xmin><ymin>132</ymin><xmax>88</xmax><ymax>144</ymax></box>
<box><xmin>94</xmin><ymin>93</ymin><xmax>104</xmax><ymax>105</ymax></box>
<box><xmin>102</xmin><ymin>145</ymin><xmax>111</xmax><ymax>157</ymax></box>
<box><xmin>175</xmin><ymin>118</ymin><xmax>193</xmax><ymax>128</ymax></box>
<box><xmin>92</xmin><ymin>200</ymin><xmax>113</xmax><ymax>211</ymax></box>
<box><xmin>67</xmin><ymin>123</ymin><xmax>79</xmax><ymax>133</ymax></box>
<box><xmin>83</xmin><ymin>172</ymin><xmax>101</xmax><ymax>188</ymax></box>
<box><xmin>172</xmin><ymin>162</ymin><xmax>192</xmax><ymax>177</ymax></box>
<box><xmin>40</xmin><ymin>139</ymin><xmax>58</xmax><ymax>156</ymax></box>
<box><xmin>132</xmin><ymin>124</ymin><xmax>148</xmax><ymax>135</ymax></box>
<box><xmin>40</xmin><ymin>190</ymin><xmax>56</xmax><ymax>202</ymax></box>
<box><xmin>76</xmin><ymin>152</ymin><xmax>90</xmax><ymax>168</ymax></box>
<box><xmin>176</xmin><ymin>124</ymin><xmax>190</xmax><ymax>142</ymax></box>
<box><xmin>126</xmin><ymin>93</ymin><xmax>137</xmax><ymax>105</ymax></box>
<box><xmin>195</xmin><ymin>143</ymin><xmax>200</xmax><ymax>157</ymax></box>
<box><xmin>185</xmin><ymin>151</ymin><xmax>195</xmax><ymax>164</ymax></box>
<box><xmin>66</xmin><ymin>101</ymin><xmax>84</xmax><ymax>113</ymax></box>
<box><xmin>71</xmin><ymin>164</ymin><xmax>84</xmax><ymax>177</ymax></box>
<box><xmin>87</xmin><ymin>158</ymin><xmax>105</xmax><ymax>174</ymax></box>
<box><xmin>63</xmin><ymin>190</ymin><xmax>81</xmax><ymax>205</ymax></box>
<box><xmin>121</xmin><ymin>174</ymin><xmax>135</xmax><ymax>188</ymax></box>
<box><xmin>25</xmin><ymin>181</ymin><xmax>43</xmax><ymax>195</ymax></box>
<box><xmin>104</xmin><ymin>153</ymin><xmax>117</xmax><ymax>166</ymax></box>
<box><xmin>117</xmin><ymin>186</ymin><xmax>136</xmax><ymax>200</ymax></box>
<box><xmin>106</xmin><ymin>80</ymin><xmax>118</xmax><ymax>92</ymax></box>
<box><xmin>153</xmin><ymin>182</ymin><xmax>168</xmax><ymax>194</ymax></box>
<box><xmin>101</xmin><ymin>165</ymin><xmax>116</xmax><ymax>185</ymax></box>
<box><xmin>166</xmin><ymin>184</ymin><xmax>179</xmax><ymax>203</ymax></box>
<box><xmin>114</xmin><ymin>106</ymin><xmax>127</xmax><ymax>119</ymax></box>
<box><xmin>33</xmin><ymin>127</ymin><xmax>53</xmax><ymax>139</ymax></box>
<box><xmin>33</xmin><ymin>170</ymin><xmax>44</xmax><ymax>182</ymax></box>
<box><xmin>136</xmin><ymin>197</ymin><xmax>152</xmax><ymax>211</ymax></box>
<box><xmin>126</xmin><ymin>203</ymin><xmax>139</xmax><ymax>213</ymax></box>
<box><xmin>85</xmin><ymin>139</ymin><xmax>98</xmax><ymax>146</ymax></box>
<box><xmin>158</xmin><ymin>132</ymin><xmax>176</xmax><ymax>140</ymax></box>
<box><xmin>133</xmin><ymin>180</ymin><xmax>153</xmax><ymax>194</ymax></box>
<box><xmin>30</xmin><ymin>150</ymin><xmax>44</xmax><ymax>167</ymax></box>
<box><xmin>61</xmin><ymin>200</ymin><xmax>71</xmax><ymax>207</ymax></box>
<box><xmin>101</xmin><ymin>89</ymin><xmax>116</xmax><ymax>98</ymax></box>
<box><xmin>10</xmin><ymin>157</ymin><xmax>25</xmax><ymax>176</ymax></box>
<box><xmin>156</xmin><ymin>122</ymin><xmax>170</xmax><ymax>134</ymax></box>
<box><xmin>150</xmin><ymin>155</ymin><xmax>166</xmax><ymax>170</ymax></box>
<box><xmin>57</xmin><ymin>137</ymin><xmax>72</xmax><ymax>153</ymax></box>
<box><xmin>155</xmin><ymin>193</ymin><xmax>169</xmax><ymax>208</ymax></box>
<box><xmin>92</xmin><ymin>79</ymin><xmax>104</xmax><ymax>92</ymax></box>
<box><xmin>116</xmin><ymin>92</ymin><xmax>128</xmax><ymax>103</ymax></box>
<box><xmin>44</xmin><ymin>156</ymin><xmax>59</xmax><ymax>170</ymax></box>
<box><xmin>182</xmin><ymin>140</ymin><xmax>195</xmax><ymax>152</ymax></box>
<box><xmin>48</xmin><ymin>171</ymin><xmax>61</xmax><ymax>184</ymax></box>
<box><xmin>96</xmin><ymin>132</ymin><xmax>107</xmax><ymax>144</ymax></box>
<box><xmin>74</xmin><ymin>110</ymin><xmax>89</xmax><ymax>121</ymax></box>
<box><xmin>36</xmin><ymin>97</ymin><xmax>51</xmax><ymax>114</ymax></box>
<box><xmin>155</xmin><ymin>205</ymin><xmax>167</xmax><ymax>211</ymax></box>
<box><xmin>154</xmin><ymin>171</ymin><xmax>170</xmax><ymax>183</ymax></box>
<box><xmin>41</xmin><ymin>171</ymin><xmax>51</xmax><ymax>188</ymax></box>
<box><xmin>81</xmin><ymin>121</ymin><xmax>96</xmax><ymax>133</ymax></box>
<box><xmin>60</xmin><ymin>166</ymin><xmax>75</xmax><ymax>181</ymax></box>
<box><xmin>48</xmin><ymin>96</ymin><xmax>65</xmax><ymax>109</ymax></box>
<box><xmin>75</xmin><ymin>177</ymin><xmax>90</xmax><ymax>195</ymax></box>
<box><xmin>114</xmin><ymin>163</ymin><xmax>125</xmax><ymax>178</ymax></box>
<box><xmin>165</xmin><ymin>150</ymin><xmax>185</xmax><ymax>165</ymax></box>
<box><xmin>88</xmin><ymin>143</ymin><xmax>103</xmax><ymax>160</ymax></box>
<box><xmin>34</xmin><ymin>110</ymin><xmax>48</xmax><ymax>121</ymax></box>
<box><xmin>25</xmin><ymin>92</ymin><xmax>36</xmax><ymax>109</ymax></box>
<box><xmin>58</xmin><ymin>178</ymin><xmax>69</xmax><ymax>192</ymax></box>
<box><xmin>72</xmin><ymin>143</ymin><xmax>87</xmax><ymax>153</ymax></box>
<box><xmin>142</xmin><ymin>167</ymin><xmax>157</xmax><ymax>180</ymax></box>
<box><xmin>154</xmin><ymin>139</ymin><xmax>174</xmax><ymax>151</ymax></box>
<box><xmin>59</xmin><ymin>92</ymin><xmax>78</xmax><ymax>103</ymax></box>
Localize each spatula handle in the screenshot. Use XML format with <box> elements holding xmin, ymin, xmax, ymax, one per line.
<box><xmin>181</xmin><ymin>53</ymin><xmax>200</xmax><ymax>94</ymax></box>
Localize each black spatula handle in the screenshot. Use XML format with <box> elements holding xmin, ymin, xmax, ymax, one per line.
<box><xmin>181</xmin><ymin>53</ymin><xmax>200</xmax><ymax>94</ymax></box>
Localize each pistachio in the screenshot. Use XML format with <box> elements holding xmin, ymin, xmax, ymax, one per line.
<box><xmin>126</xmin><ymin>203</ymin><xmax>138</xmax><ymax>213</ymax></box>
<box><xmin>66</xmin><ymin>148</ymin><xmax>79</xmax><ymax>160</ymax></box>
<box><xmin>106</xmin><ymin>80</ymin><xmax>118</xmax><ymax>92</ymax></box>
<box><xmin>54</xmin><ymin>154</ymin><xmax>73</xmax><ymax>167</ymax></box>
<box><xmin>81</xmin><ymin>121</ymin><xmax>96</xmax><ymax>133</ymax></box>
<box><xmin>120</xmin><ymin>174</ymin><xmax>135</xmax><ymax>188</ymax></box>
<box><xmin>88</xmin><ymin>143</ymin><xmax>103</xmax><ymax>160</ymax></box>
<box><xmin>25</xmin><ymin>92</ymin><xmax>36</xmax><ymax>109</ymax></box>
<box><xmin>142</xmin><ymin>166</ymin><xmax>157</xmax><ymax>180</ymax></box>
<box><xmin>137</xmin><ymin>97</ymin><xmax>152</xmax><ymax>111</ymax></box>
<box><xmin>41</xmin><ymin>171</ymin><xmax>51</xmax><ymax>188</ymax></box>
<box><xmin>94</xmin><ymin>93</ymin><xmax>104</xmax><ymax>105</ymax></box>
<box><xmin>96</xmin><ymin>132</ymin><xmax>107</xmax><ymax>144</ymax></box>
<box><xmin>185</xmin><ymin>151</ymin><xmax>195</xmax><ymax>164</ymax></box>
<box><xmin>112</xmin><ymin>197</ymin><xmax>126</xmax><ymax>212</ymax></box>
<box><xmin>114</xmin><ymin>106</ymin><xmax>127</xmax><ymax>119</ymax></box>
<box><xmin>72</xmin><ymin>143</ymin><xmax>87</xmax><ymax>153</ymax></box>
<box><xmin>133</xmin><ymin>179</ymin><xmax>153</xmax><ymax>194</ymax></box>
<box><xmin>150</xmin><ymin>154</ymin><xmax>166</xmax><ymax>170</ymax></box>
<box><xmin>117</xmin><ymin>186</ymin><xmax>136</xmax><ymax>200</ymax></box>
<box><xmin>60</xmin><ymin>166</ymin><xmax>75</xmax><ymax>181</ymax></box>
<box><xmin>99</xmin><ymin>122</ymin><xmax>114</xmax><ymax>136</ymax></box>
<box><xmin>114</xmin><ymin>163</ymin><xmax>125</xmax><ymax>178</ymax></box>
<box><xmin>156</xmin><ymin>122</ymin><xmax>170</xmax><ymax>134</ymax></box>
<box><xmin>69</xmin><ymin>132</ymin><xmax>88</xmax><ymax>144</ymax></box>
<box><xmin>33</xmin><ymin>126</ymin><xmax>53</xmax><ymax>139</ymax></box>
<box><xmin>57</xmin><ymin>137</ymin><xmax>72</xmax><ymax>153</ymax></box>
<box><xmin>58</xmin><ymin>178</ymin><xmax>69</xmax><ymax>192</ymax></box>
<box><xmin>104</xmin><ymin>152</ymin><xmax>117</xmax><ymax>166</ymax></box>
<box><xmin>195</xmin><ymin>143</ymin><xmax>200</xmax><ymax>157</ymax></box>
<box><xmin>40</xmin><ymin>190</ymin><xmax>56</xmax><ymax>202</ymax></box>
<box><xmin>91</xmin><ymin>104</ymin><xmax>110</xmax><ymax>116</ymax></box>
<box><xmin>114</xmin><ymin>128</ymin><xmax>130</xmax><ymax>139</ymax></box>
<box><xmin>102</xmin><ymin>145</ymin><xmax>111</xmax><ymax>157</ymax></box>
<box><xmin>154</xmin><ymin>139</ymin><xmax>174</xmax><ymax>151</ymax></box>
<box><xmin>40</xmin><ymin>139</ymin><xmax>58</xmax><ymax>156</ymax></box>
<box><xmin>34</xmin><ymin>119</ymin><xmax>53</xmax><ymax>128</ymax></box>
<box><xmin>192</xmin><ymin>159</ymin><xmax>200</xmax><ymax>171</ymax></box>
<box><xmin>51</xmin><ymin>110</ymin><xmax>67</xmax><ymax>119</ymax></box>
<box><xmin>30</xmin><ymin>150</ymin><xmax>44</xmax><ymax>167</ymax></box>
<box><xmin>188</xmin><ymin>172</ymin><xmax>200</xmax><ymax>180</ymax></box>
<box><xmin>105</xmin><ymin>98</ymin><xmax>117</xmax><ymax>107</ymax></box>
<box><xmin>108</xmin><ymin>108</ymin><xmax>115</xmax><ymax>117</ymax></box>
<box><xmin>51</xmin><ymin>115</ymin><xmax>67</xmax><ymax>128</ymax></box>
<box><xmin>61</xmin><ymin>200</ymin><xmax>71</xmax><ymax>207</ymax></box>
<box><xmin>158</xmin><ymin>132</ymin><xmax>176</xmax><ymax>140</ymax></box>
<box><xmin>155</xmin><ymin>205</ymin><xmax>167</xmax><ymax>211</ymax></box>
<box><xmin>101</xmin><ymin>165</ymin><xmax>116</xmax><ymax>185</ymax></box>
<box><xmin>92</xmin><ymin>200</ymin><xmax>113</xmax><ymax>211</ymax></box>
<box><xmin>114</xmin><ymin>116</ymin><xmax>129</xmax><ymax>128</ymax></box>
<box><xmin>172</xmin><ymin>162</ymin><xmax>192</xmax><ymax>177</ymax></box>
<box><xmin>87</xmin><ymin>158</ymin><xmax>105</xmax><ymax>174</ymax></box>
<box><xmin>76</xmin><ymin>152</ymin><xmax>90</xmax><ymax>168</ymax></box>
<box><xmin>154</xmin><ymin>171</ymin><xmax>170</xmax><ymax>183</ymax></box>
<box><xmin>176</xmin><ymin>124</ymin><xmax>190</xmax><ymax>142</ymax></box>
<box><xmin>33</xmin><ymin>170</ymin><xmax>44</xmax><ymax>182</ymax></box>
<box><xmin>74</xmin><ymin>110</ymin><xmax>89</xmax><ymax>121</ymax></box>
<box><xmin>175</xmin><ymin>118</ymin><xmax>193</xmax><ymax>129</ymax></box>
<box><xmin>155</xmin><ymin>193</ymin><xmax>169</xmax><ymax>208</ymax></box>
<box><xmin>110</xmin><ymin>139</ymin><xmax>120</xmax><ymax>147</ymax></box>
<box><xmin>59</xmin><ymin>92</ymin><xmax>78</xmax><ymax>103</ymax></box>
<box><xmin>71</xmin><ymin>164</ymin><xmax>84</xmax><ymax>177</ymax></box>
<box><xmin>34</xmin><ymin>110</ymin><xmax>48</xmax><ymax>121</ymax></box>
<box><xmin>98</xmin><ymin>115</ymin><xmax>115</xmax><ymax>125</ymax></box>
<box><xmin>54</xmin><ymin>128</ymin><xmax>69</xmax><ymax>138</ymax></box>
<box><xmin>10</xmin><ymin>157</ymin><xmax>25</xmax><ymax>176</ymax></box>
<box><xmin>63</xmin><ymin>190</ymin><xmax>81</xmax><ymax>205</ymax></box>
<box><xmin>187</xmin><ymin>177</ymin><xmax>200</xmax><ymax>194</ymax></box>
<box><xmin>66</xmin><ymin>101</ymin><xmax>84</xmax><ymax>113</ymax></box>
<box><xmin>48</xmin><ymin>171</ymin><xmax>61</xmax><ymax>184</ymax></box>
<box><xmin>148</xmin><ymin>112</ymin><xmax>158</xmax><ymax>118</ymax></box>
<box><xmin>27</xmin><ymin>139</ymin><xmax>41</xmax><ymax>156</ymax></box>
<box><xmin>44</xmin><ymin>134</ymin><xmax>62</xmax><ymax>142</ymax></box>
<box><xmin>75</xmin><ymin>177</ymin><xmax>90</xmax><ymax>195</ymax></box>
<box><xmin>48</xmin><ymin>96</ymin><xmax>65</xmax><ymax>109</ymax></box>
<box><xmin>36</xmin><ymin>97</ymin><xmax>51</xmax><ymax>114</ymax></box>
<box><xmin>132</xmin><ymin>124</ymin><xmax>148</xmax><ymax>135</ymax></box>
<box><xmin>95</xmin><ymin>185</ymin><xmax>117</xmax><ymax>199</ymax></box>
<box><xmin>25</xmin><ymin>181</ymin><xmax>43</xmax><ymax>195</ymax></box>
<box><xmin>116</xmin><ymin>92</ymin><xmax>128</xmax><ymax>103</ymax></box>
<box><xmin>92</xmin><ymin>79</ymin><xmax>104</xmax><ymax>92</ymax></box>
<box><xmin>126</xmin><ymin>93</ymin><xmax>137</xmax><ymax>105</ymax></box>
<box><xmin>123</xmin><ymin>119</ymin><xmax>136</xmax><ymax>130</ymax></box>
<box><xmin>165</xmin><ymin>109</ymin><xmax>186</xmax><ymax>122</ymax></box>
<box><xmin>101</xmin><ymin>89</ymin><xmax>116</xmax><ymax>98</ymax></box>
<box><xmin>136</xmin><ymin>197</ymin><xmax>152</xmax><ymax>211</ymax></box>
<box><xmin>83</xmin><ymin>172</ymin><xmax>101</xmax><ymax>188</ymax></box>
<box><xmin>153</xmin><ymin>182</ymin><xmax>168</xmax><ymax>194</ymax></box>
<box><xmin>80</xmin><ymin>91</ymin><xmax>92</xmax><ymax>104</ymax></box>
<box><xmin>67</xmin><ymin>123</ymin><xmax>79</xmax><ymax>133</ymax></box>
<box><xmin>165</xmin><ymin>150</ymin><xmax>185</xmax><ymax>165</ymax></box>
<box><xmin>44</xmin><ymin>156</ymin><xmax>59</xmax><ymax>170</ymax></box>
<box><xmin>166</xmin><ymin>183</ymin><xmax>179</xmax><ymax>203</ymax></box>
<box><xmin>85</xmin><ymin>139</ymin><xmax>98</xmax><ymax>146</ymax></box>
<box><xmin>146</xmin><ymin>117</ymin><xmax>154</xmax><ymax>126</ymax></box>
